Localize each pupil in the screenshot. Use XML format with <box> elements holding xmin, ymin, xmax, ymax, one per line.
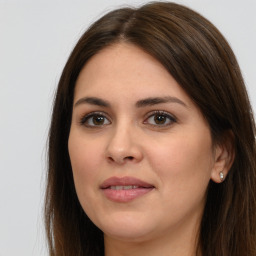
<box><xmin>93</xmin><ymin>116</ymin><xmax>104</xmax><ymax>125</ymax></box>
<box><xmin>154</xmin><ymin>115</ymin><xmax>166</xmax><ymax>124</ymax></box>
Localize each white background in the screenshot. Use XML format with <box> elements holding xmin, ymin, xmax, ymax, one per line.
<box><xmin>0</xmin><ymin>0</ymin><xmax>255</xmax><ymax>255</ymax></box>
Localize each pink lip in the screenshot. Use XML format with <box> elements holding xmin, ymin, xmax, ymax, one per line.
<box><xmin>100</xmin><ymin>176</ymin><xmax>155</xmax><ymax>203</ymax></box>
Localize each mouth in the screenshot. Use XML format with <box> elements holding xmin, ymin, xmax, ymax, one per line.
<box><xmin>100</xmin><ymin>176</ymin><xmax>155</xmax><ymax>202</ymax></box>
<box><xmin>109</xmin><ymin>185</ymin><xmax>141</xmax><ymax>190</ymax></box>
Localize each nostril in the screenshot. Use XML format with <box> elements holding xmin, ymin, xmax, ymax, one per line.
<box><xmin>125</xmin><ymin>156</ymin><xmax>134</xmax><ymax>160</ymax></box>
<box><xmin>108</xmin><ymin>156</ymin><xmax>115</xmax><ymax>162</ymax></box>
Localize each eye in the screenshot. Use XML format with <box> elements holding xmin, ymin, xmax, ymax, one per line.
<box><xmin>144</xmin><ymin>111</ymin><xmax>176</xmax><ymax>126</ymax></box>
<box><xmin>80</xmin><ymin>112</ymin><xmax>111</xmax><ymax>127</ymax></box>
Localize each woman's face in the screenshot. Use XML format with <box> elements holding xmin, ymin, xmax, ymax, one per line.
<box><xmin>68</xmin><ymin>43</ymin><xmax>220</xmax><ymax>243</ymax></box>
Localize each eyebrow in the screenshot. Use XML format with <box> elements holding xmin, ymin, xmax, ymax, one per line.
<box><xmin>135</xmin><ymin>96</ymin><xmax>187</xmax><ymax>108</ymax></box>
<box><xmin>74</xmin><ymin>96</ymin><xmax>187</xmax><ymax>108</ymax></box>
<box><xmin>74</xmin><ymin>97</ymin><xmax>110</xmax><ymax>107</ymax></box>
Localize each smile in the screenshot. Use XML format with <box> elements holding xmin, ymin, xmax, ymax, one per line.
<box><xmin>100</xmin><ymin>176</ymin><xmax>154</xmax><ymax>202</ymax></box>
<box><xmin>110</xmin><ymin>185</ymin><xmax>139</xmax><ymax>190</ymax></box>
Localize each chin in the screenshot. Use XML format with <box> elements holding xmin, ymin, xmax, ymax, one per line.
<box><xmin>98</xmin><ymin>212</ymin><xmax>157</xmax><ymax>242</ymax></box>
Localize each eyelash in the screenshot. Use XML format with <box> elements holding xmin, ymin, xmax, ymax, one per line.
<box><xmin>79</xmin><ymin>112</ymin><xmax>111</xmax><ymax>127</ymax></box>
<box><xmin>79</xmin><ymin>111</ymin><xmax>177</xmax><ymax>128</ymax></box>
<box><xmin>144</xmin><ymin>110</ymin><xmax>177</xmax><ymax>127</ymax></box>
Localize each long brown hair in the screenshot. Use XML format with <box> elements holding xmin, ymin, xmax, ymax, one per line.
<box><xmin>45</xmin><ymin>2</ymin><xmax>256</xmax><ymax>255</ymax></box>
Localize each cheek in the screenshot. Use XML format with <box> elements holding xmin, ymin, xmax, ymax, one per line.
<box><xmin>146</xmin><ymin>130</ymin><xmax>214</xmax><ymax>189</ymax></box>
<box><xmin>147</xmin><ymin>132</ymin><xmax>214</xmax><ymax>221</ymax></box>
<box><xmin>68</xmin><ymin>132</ymin><xmax>104</xmax><ymax>197</ymax></box>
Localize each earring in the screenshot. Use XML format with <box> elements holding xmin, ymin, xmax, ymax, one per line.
<box><xmin>220</xmin><ymin>171</ymin><xmax>224</xmax><ymax>182</ymax></box>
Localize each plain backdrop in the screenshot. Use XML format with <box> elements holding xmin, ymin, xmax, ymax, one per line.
<box><xmin>0</xmin><ymin>0</ymin><xmax>255</xmax><ymax>255</ymax></box>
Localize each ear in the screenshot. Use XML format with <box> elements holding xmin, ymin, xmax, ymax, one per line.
<box><xmin>211</xmin><ymin>131</ymin><xmax>235</xmax><ymax>183</ymax></box>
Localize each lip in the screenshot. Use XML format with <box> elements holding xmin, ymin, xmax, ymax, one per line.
<box><xmin>100</xmin><ymin>176</ymin><xmax>155</xmax><ymax>203</ymax></box>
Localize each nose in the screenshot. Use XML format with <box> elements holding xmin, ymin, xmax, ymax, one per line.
<box><xmin>105</xmin><ymin>124</ymin><xmax>143</xmax><ymax>165</ymax></box>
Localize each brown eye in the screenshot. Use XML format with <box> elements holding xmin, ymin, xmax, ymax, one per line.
<box><xmin>80</xmin><ymin>113</ymin><xmax>111</xmax><ymax>127</ymax></box>
<box><xmin>92</xmin><ymin>115</ymin><xmax>105</xmax><ymax>125</ymax></box>
<box><xmin>154</xmin><ymin>114</ymin><xmax>167</xmax><ymax>125</ymax></box>
<box><xmin>145</xmin><ymin>111</ymin><xmax>176</xmax><ymax>126</ymax></box>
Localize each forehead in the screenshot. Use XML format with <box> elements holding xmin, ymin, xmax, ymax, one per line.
<box><xmin>74</xmin><ymin>43</ymin><xmax>193</xmax><ymax>108</ymax></box>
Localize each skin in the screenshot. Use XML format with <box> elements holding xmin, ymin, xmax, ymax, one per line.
<box><xmin>68</xmin><ymin>43</ymin><xmax>229</xmax><ymax>256</ymax></box>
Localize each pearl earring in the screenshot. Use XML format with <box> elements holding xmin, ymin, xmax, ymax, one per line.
<box><xmin>220</xmin><ymin>171</ymin><xmax>224</xmax><ymax>182</ymax></box>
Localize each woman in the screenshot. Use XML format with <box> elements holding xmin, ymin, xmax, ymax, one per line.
<box><xmin>45</xmin><ymin>2</ymin><xmax>256</xmax><ymax>255</ymax></box>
